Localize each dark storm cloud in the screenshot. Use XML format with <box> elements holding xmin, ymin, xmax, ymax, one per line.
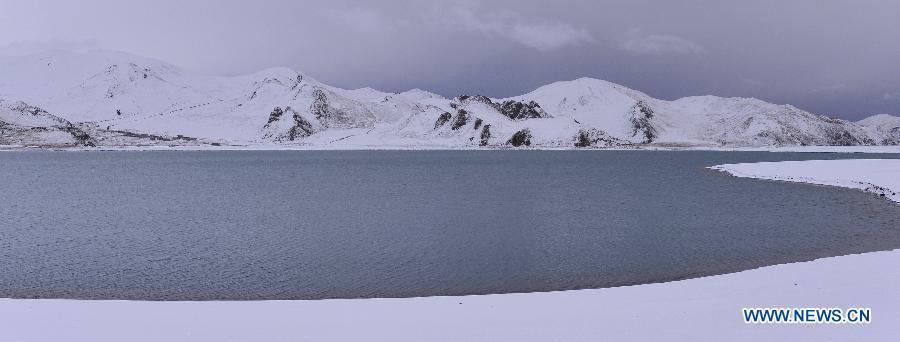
<box><xmin>1</xmin><ymin>0</ymin><xmax>898</xmax><ymax>119</ymax></box>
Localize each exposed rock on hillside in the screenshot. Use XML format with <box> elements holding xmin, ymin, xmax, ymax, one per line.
<box><xmin>479</xmin><ymin>125</ymin><xmax>492</xmax><ymax>146</ymax></box>
<box><xmin>628</xmin><ymin>101</ymin><xmax>657</xmax><ymax>143</ymax></box>
<box><xmin>495</xmin><ymin>100</ymin><xmax>548</xmax><ymax>120</ymax></box>
<box><xmin>507</xmin><ymin>129</ymin><xmax>533</xmax><ymax>147</ymax></box>
<box><xmin>574</xmin><ymin>129</ymin><xmax>627</xmax><ymax>148</ymax></box>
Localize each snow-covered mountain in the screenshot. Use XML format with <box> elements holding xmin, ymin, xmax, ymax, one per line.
<box><xmin>0</xmin><ymin>99</ymin><xmax>218</xmax><ymax>148</ymax></box>
<box><xmin>0</xmin><ymin>49</ymin><xmax>896</xmax><ymax>149</ymax></box>
<box><xmin>858</xmin><ymin>114</ymin><xmax>900</xmax><ymax>145</ymax></box>
<box><xmin>0</xmin><ymin>100</ymin><xmax>95</xmax><ymax>147</ymax></box>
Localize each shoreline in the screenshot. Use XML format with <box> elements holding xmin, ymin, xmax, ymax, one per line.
<box><xmin>711</xmin><ymin>159</ymin><xmax>900</xmax><ymax>204</ymax></box>
<box><xmin>3</xmin><ymin>249</ymin><xmax>897</xmax><ymax>341</ymax></box>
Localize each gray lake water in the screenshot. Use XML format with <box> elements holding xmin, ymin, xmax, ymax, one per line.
<box><xmin>1</xmin><ymin>151</ymin><xmax>899</xmax><ymax>300</ymax></box>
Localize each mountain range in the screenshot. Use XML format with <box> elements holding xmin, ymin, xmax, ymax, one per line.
<box><xmin>1</xmin><ymin>49</ymin><xmax>898</xmax><ymax>149</ymax></box>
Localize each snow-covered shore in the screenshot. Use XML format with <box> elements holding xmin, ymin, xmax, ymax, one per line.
<box><xmin>2</xmin><ymin>158</ymin><xmax>899</xmax><ymax>341</ymax></box>
<box><xmin>711</xmin><ymin>159</ymin><xmax>900</xmax><ymax>203</ymax></box>
<box><xmin>2</xmin><ymin>251</ymin><xmax>898</xmax><ymax>341</ymax></box>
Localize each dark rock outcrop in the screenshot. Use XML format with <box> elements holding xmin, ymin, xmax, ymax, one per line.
<box><xmin>456</xmin><ymin>95</ymin><xmax>494</xmax><ymax>106</ymax></box>
<box><xmin>434</xmin><ymin>112</ymin><xmax>452</xmax><ymax>129</ymax></box>
<box><xmin>455</xmin><ymin>95</ymin><xmax>548</xmax><ymax>120</ymax></box>
<box><xmin>451</xmin><ymin>110</ymin><xmax>471</xmax><ymax>130</ymax></box>
<box><xmin>495</xmin><ymin>100</ymin><xmax>548</xmax><ymax>120</ymax></box>
<box><xmin>284</xmin><ymin>111</ymin><xmax>314</xmax><ymax>141</ymax></box>
<box><xmin>507</xmin><ymin>129</ymin><xmax>533</xmax><ymax>147</ymax></box>
<box><xmin>63</xmin><ymin>124</ymin><xmax>97</xmax><ymax>147</ymax></box>
<box><xmin>479</xmin><ymin>124</ymin><xmax>492</xmax><ymax>146</ymax></box>
<box><xmin>263</xmin><ymin>106</ymin><xmax>315</xmax><ymax>141</ymax></box>
<box><xmin>628</xmin><ymin>101</ymin><xmax>657</xmax><ymax>143</ymax></box>
<box><xmin>574</xmin><ymin>129</ymin><xmax>626</xmax><ymax>148</ymax></box>
<box><xmin>266</xmin><ymin>107</ymin><xmax>284</xmax><ymax>125</ymax></box>
<box><xmin>108</xmin><ymin>129</ymin><xmax>196</xmax><ymax>142</ymax></box>
<box><xmin>309</xmin><ymin>88</ymin><xmax>331</xmax><ymax>127</ymax></box>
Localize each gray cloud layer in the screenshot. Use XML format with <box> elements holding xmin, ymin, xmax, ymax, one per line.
<box><xmin>1</xmin><ymin>0</ymin><xmax>898</xmax><ymax>119</ymax></box>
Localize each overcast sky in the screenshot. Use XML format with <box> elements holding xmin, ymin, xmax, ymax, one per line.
<box><xmin>1</xmin><ymin>0</ymin><xmax>898</xmax><ymax>119</ymax></box>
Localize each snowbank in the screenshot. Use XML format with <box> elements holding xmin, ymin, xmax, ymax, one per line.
<box><xmin>711</xmin><ymin>159</ymin><xmax>900</xmax><ymax>203</ymax></box>
<box><xmin>2</xmin><ymin>158</ymin><xmax>899</xmax><ymax>341</ymax></box>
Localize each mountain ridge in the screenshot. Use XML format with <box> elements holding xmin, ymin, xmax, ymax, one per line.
<box><xmin>0</xmin><ymin>49</ymin><xmax>897</xmax><ymax>149</ymax></box>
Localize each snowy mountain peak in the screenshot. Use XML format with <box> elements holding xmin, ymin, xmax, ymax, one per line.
<box><xmin>858</xmin><ymin>114</ymin><xmax>900</xmax><ymax>125</ymax></box>
<box><xmin>246</xmin><ymin>67</ymin><xmax>307</xmax><ymax>85</ymax></box>
<box><xmin>526</xmin><ymin>77</ymin><xmax>653</xmax><ymax>101</ymax></box>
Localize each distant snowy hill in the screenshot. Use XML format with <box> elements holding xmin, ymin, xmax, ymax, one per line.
<box><xmin>0</xmin><ymin>49</ymin><xmax>896</xmax><ymax>149</ymax></box>
<box><xmin>0</xmin><ymin>100</ymin><xmax>95</xmax><ymax>147</ymax></box>
<box><xmin>663</xmin><ymin>96</ymin><xmax>878</xmax><ymax>147</ymax></box>
<box><xmin>858</xmin><ymin>114</ymin><xmax>900</xmax><ymax>145</ymax></box>
<box><xmin>0</xmin><ymin>99</ymin><xmax>218</xmax><ymax>148</ymax></box>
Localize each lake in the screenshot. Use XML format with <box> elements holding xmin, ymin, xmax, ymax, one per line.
<box><xmin>1</xmin><ymin>150</ymin><xmax>899</xmax><ymax>300</ymax></box>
